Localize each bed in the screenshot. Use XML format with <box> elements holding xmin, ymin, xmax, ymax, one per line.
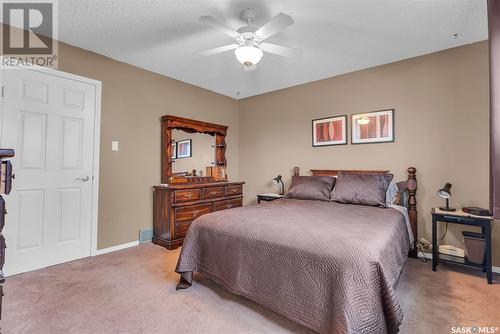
<box><xmin>175</xmin><ymin>167</ymin><xmax>418</xmax><ymax>334</ymax></box>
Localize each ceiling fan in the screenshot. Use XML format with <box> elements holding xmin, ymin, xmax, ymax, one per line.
<box><xmin>199</xmin><ymin>8</ymin><xmax>302</xmax><ymax>71</ymax></box>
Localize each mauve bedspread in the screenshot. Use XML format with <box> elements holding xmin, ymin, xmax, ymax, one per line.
<box><xmin>175</xmin><ymin>198</ymin><xmax>410</xmax><ymax>334</ymax></box>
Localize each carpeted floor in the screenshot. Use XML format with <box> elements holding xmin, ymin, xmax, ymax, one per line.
<box><xmin>2</xmin><ymin>243</ymin><xmax>498</xmax><ymax>334</ymax></box>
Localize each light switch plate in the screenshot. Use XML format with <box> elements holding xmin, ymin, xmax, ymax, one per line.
<box><xmin>112</xmin><ymin>141</ymin><xmax>119</xmax><ymax>151</ymax></box>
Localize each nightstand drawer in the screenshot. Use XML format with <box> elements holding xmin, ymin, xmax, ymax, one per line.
<box><xmin>174</xmin><ymin>203</ymin><xmax>212</xmax><ymax>223</ymax></box>
<box><xmin>442</xmin><ymin>215</ymin><xmax>476</xmax><ymax>224</ymax></box>
<box><xmin>225</xmin><ymin>185</ymin><xmax>242</xmax><ymax>196</ymax></box>
<box><xmin>174</xmin><ymin>189</ymin><xmax>200</xmax><ymax>203</ymax></box>
<box><xmin>202</xmin><ymin>186</ymin><xmax>225</xmax><ymax>199</ymax></box>
<box><xmin>214</xmin><ymin>198</ymin><xmax>242</xmax><ymax>211</ymax></box>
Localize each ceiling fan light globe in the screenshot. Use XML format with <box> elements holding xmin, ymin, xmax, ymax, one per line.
<box><xmin>235</xmin><ymin>46</ymin><xmax>263</xmax><ymax>67</ymax></box>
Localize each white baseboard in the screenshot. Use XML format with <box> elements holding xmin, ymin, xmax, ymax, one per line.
<box><xmin>93</xmin><ymin>241</ymin><xmax>139</xmax><ymax>256</ymax></box>
<box><xmin>417</xmin><ymin>251</ymin><xmax>500</xmax><ymax>274</ymax></box>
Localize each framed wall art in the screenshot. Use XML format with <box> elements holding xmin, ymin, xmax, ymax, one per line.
<box><xmin>176</xmin><ymin>139</ymin><xmax>192</xmax><ymax>158</ymax></box>
<box><xmin>351</xmin><ymin>109</ymin><xmax>394</xmax><ymax>144</ymax></box>
<box><xmin>312</xmin><ymin>115</ymin><xmax>348</xmax><ymax>147</ymax></box>
<box><xmin>172</xmin><ymin>142</ymin><xmax>177</xmax><ymax>159</ymax></box>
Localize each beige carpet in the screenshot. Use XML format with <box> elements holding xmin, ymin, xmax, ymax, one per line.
<box><xmin>2</xmin><ymin>243</ymin><xmax>498</xmax><ymax>334</ymax></box>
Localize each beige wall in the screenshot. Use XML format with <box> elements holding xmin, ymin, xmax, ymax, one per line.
<box><xmin>3</xmin><ymin>22</ymin><xmax>495</xmax><ymax>264</ymax></box>
<box><xmin>238</xmin><ymin>41</ymin><xmax>499</xmax><ymax>265</ymax></box>
<box><xmin>57</xmin><ymin>43</ymin><xmax>239</xmax><ymax>249</ymax></box>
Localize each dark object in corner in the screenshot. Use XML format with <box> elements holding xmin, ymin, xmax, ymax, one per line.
<box><xmin>437</xmin><ymin>183</ymin><xmax>456</xmax><ymax>212</ymax></box>
<box><xmin>462</xmin><ymin>207</ymin><xmax>492</xmax><ymax>217</ymax></box>
<box><xmin>0</xmin><ymin>148</ymin><xmax>15</xmax><ymax>320</ymax></box>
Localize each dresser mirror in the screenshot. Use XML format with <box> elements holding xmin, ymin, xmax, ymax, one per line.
<box><xmin>155</xmin><ymin>116</ymin><xmax>243</xmax><ymax>249</ymax></box>
<box><xmin>171</xmin><ymin>130</ymin><xmax>215</xmax><ymax>177</ymax></box>
<box><xmin>160</xmin><ymin>115</ymin><xmax>228</xmax><ymax>184</ymax></box>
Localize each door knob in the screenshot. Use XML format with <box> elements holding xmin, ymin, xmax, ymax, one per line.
<box><xmin>75</xmin><ymin>176</ymin><xmax>90</xmax><ymax>182</ymax></box>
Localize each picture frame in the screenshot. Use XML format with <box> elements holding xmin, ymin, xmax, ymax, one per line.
<box><xmin>351</xmin><ymin>109</ymin><xmax>394</xmax><ymax>144</ymax></box>
<box><xmin>171</xmin><ymin>142</ymin><xmax>177</xmax><ymax>159</ymax></box>
<box><xmin>176</xmin><ymin>139</ymin><xmax>192</xmax><ymax>158</ymax></box>
<box><xmin>312</xmin><ymin>115</ymin><xmax>348</xmax><ymax>147</ymax></box>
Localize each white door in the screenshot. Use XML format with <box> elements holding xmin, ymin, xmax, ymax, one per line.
<box><xmin>1</xmin><ymin>67</ymin><xmax>98</xmax><ymax>275</ymax></box>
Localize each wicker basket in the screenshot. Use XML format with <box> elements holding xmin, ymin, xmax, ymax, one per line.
<box><xmin>462</xmin><ymin>231</ymin><xmax>486</xmax><ymax>264</ymax></box>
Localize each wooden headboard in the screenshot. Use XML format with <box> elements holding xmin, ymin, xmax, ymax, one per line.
<box><xmin>292</xmin><ymin>166</ymin><xmax>418</xmax><ymax>258</ymax></box>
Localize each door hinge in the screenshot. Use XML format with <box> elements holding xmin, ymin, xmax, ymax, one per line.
<box><xmin>1</xmin><ymin>86</ymin><xmax>4</xmax><ymax>98</ymax></box>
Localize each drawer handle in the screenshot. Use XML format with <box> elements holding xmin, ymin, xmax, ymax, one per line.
<box><xmin>183</xmin><ymin>193</ymin><xmax>193</xmax><ymax>199</ymax></box>
<box><xmin>192</xmin><ymin>210</ymin><xmax>199</xmax><ymax>217</ymax></box>
<box><xmin>225</xmin><ymin>204</ymin><xmax>233</xmax><ymax>209</ymax></box>
<box><xmin>210</xmin><ymin>191</ymin><xmax>218</xmax><ymax>195</ymax></box>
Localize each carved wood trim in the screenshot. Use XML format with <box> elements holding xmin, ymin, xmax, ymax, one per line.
<box><xmin>161</xmin><ymin>115</ymin><xmax>227</xmax><ymax>136</ymax></box>
<box><xmin>293</xmin><ymin>167</ymin><xmax>390</xmax><ymax>177</ymax></box>
<box><xmin>310</xmin><ymin>169</ymin><xmax>390</xmax><ymax>177</ymax></box>
<box><xmin>161</xmin><ymin>115</ymin><xmax>228</xmax><ymax>183</ymax></box>
<box><xmin>214</xmin><ymin>134</ymin><xmax>227</xmax><ymax>167</ymax></box>
<box><xmin>406</xmin><ymin>167</ymin><xmax>418</xmax><ymax>257</ymax></box>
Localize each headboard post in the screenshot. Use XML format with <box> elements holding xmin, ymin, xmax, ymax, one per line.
<box><xmin>407</xmin><ymin>167</ymin><xmax>418</xmax><ymax>258</ymax></box>
<box><xmin>293</xmin><ymin>167</ymin><xmax>300</xmax><ymax>177</ymax></box>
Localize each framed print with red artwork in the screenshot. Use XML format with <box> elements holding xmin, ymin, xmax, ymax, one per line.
<box><xmin>312</xmin><ymin>115</ymin><xmax>347</xmax><ymax>147</ymax></box>
<box><xmin>351</xmin><ymin>109</ymin><xmax>394</xmax><ymax>144</ymax></box>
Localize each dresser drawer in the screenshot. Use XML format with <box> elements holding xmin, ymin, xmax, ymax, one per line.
<box><xmin>174</xmin><ymin>222</ymin><xmax>191</xmax><ymax>239</ymax></box>
<box><xmin>202</xmin><ymin>186</ymin><xmax>225</xmax><ymax>199</ymax></box>
<box><xmin>225</xmin><ymin>184</ymin><xmax>242</xmax><ymax>196</ymax></box>
<box><xmin>174</xmin><ymin>203</ymin><xmax>213</xmax><ymax>223</ymax></box>
<box><xmin>174</xmin><ymin>189</ymin><xmax>200</xmax><ymax>203</ymax></box>
<box><xmin>214</xmin><ymin>198</ymin><xmax>242</xmax><ymax>211</ymax></box>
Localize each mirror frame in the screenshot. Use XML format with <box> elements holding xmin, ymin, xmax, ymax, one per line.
<box><xmin>160</xmin><ymin>115</ymin><xmax>228</xmax><ymax>183</ymax></box>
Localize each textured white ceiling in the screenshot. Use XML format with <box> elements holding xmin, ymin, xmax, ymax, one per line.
<box><xmin>56</xmin><ymin>0</ymin><xmax>488</xmax><ymax>99</ymax></box>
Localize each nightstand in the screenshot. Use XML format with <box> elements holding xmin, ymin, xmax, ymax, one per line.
<box><xmin>257</xmin><ymin>193</ymin><xmax>283</xmax><ymax>203</ymax></box>
<box><xmin>431</xmin><ymin>208</ymin><xmax>493</xmax><ymax>284</ymax></box>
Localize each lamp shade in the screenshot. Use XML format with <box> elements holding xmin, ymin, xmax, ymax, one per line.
<box><xmin>437</xmin><ymin>183</ymin><xmax>452</xmax><ymax>199</ymax></box>
<box><xmin>234</xmin><ymin>46</ymin><xmax>263</xmax><ymax>67</ymax></box>
<box><xmin>272</xmin><ymin>175</ymin><xmax>284</xmax><ymax>195</ymax></box>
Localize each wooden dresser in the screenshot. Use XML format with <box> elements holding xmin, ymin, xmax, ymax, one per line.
<box><xmin>153</xmin><ymin>181</ymin><xmax>244</xmax><ymax>249</ymax></box>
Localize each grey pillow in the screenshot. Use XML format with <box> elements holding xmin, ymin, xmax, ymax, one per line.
<box><xmin>284</xmin><ymin>176</ymin><xmax>336</xmax><ymax>201</ymax></box>
<box><xmin>331</xmin><ymin>172</ymin><xmax>394</xmax><ymax>207</ymax></box>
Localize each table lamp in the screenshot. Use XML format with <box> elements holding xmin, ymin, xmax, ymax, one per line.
<box><xmin>437</xmin><ymin>183</ymin><xmax>456</xmax><ymax>212</ymax></box>
<box><xmin>273</xmin><ymin>175</ymin><xmax>284</xmax><ymax>195</ymax></box>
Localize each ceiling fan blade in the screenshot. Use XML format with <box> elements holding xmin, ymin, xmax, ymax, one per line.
<box><xmin>259</xmin><ymin>42</ymin><xmax>302</xmax><ymax>58</ymax></box>
<box><xmin>200</xmin><ymin>44</ymin><xmax>239</xmax><ymax>56</ymax></box>
<box><xmin>199</xmin><ymin>16</ymin><xmax>240</xmax><ymax>38</ymax></box>
<box><xmin>255</xmin><ymin>13</ymin><xmax>294</xmax><ymax>40</ymax></box>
